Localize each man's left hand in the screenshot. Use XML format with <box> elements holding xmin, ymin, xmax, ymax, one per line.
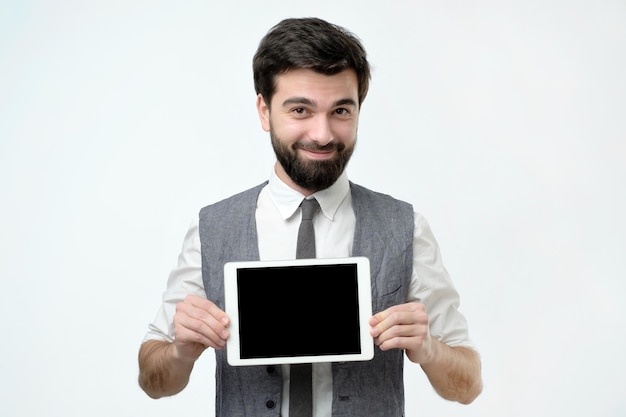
<box><xmin>369</xmin><ymin>302</ymin><xmax>433</xmax><ymax>364</ymax></box>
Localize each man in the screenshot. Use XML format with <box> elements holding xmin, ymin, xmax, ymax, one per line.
<box><xmin>138</xmin><ymin>17</ymin><xmax>482</xmax><ymax>416</ymax></box>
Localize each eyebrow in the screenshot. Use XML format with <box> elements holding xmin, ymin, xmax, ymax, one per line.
<box><xmin>281</xmin><ymin>97</ymin><xmax>358</xmax><ymax>108</ymax></box>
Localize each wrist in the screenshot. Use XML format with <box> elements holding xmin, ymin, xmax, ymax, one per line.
<box><xmin>409</xmin><ymin>335</ymin><xmax>438</xmax><ymax>365</ymax></box>
<box><xmin>170</xmin><ymin>342</ymin><xmax>198</xmax><ymax>366</ymax></box>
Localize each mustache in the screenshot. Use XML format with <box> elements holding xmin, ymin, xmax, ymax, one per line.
<box><xmin>294</xmin><ymin>141</ymin><xmax>345</xmax><ymax>152</ymax></box>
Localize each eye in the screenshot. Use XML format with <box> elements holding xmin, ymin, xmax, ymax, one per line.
<box><xmin>291</xmin><ymin>107</ymin><xmax>310</xmax><ymax>118</ymax></box>
<box><xmin>334</xmin><ymin>108</ymin><xmax>351</xmax><ymax>116</ymax></box>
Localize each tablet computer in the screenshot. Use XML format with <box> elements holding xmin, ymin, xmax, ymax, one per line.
<box><xmin>224</xmin><ymin>257</ymin><xmax>374</xmax><ymax>366</ymax></box>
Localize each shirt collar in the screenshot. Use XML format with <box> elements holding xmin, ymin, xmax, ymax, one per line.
<box><xmin>268</xmin><ymin>169</ymin><xmax>350</xmax><ymax>221</ymax></box>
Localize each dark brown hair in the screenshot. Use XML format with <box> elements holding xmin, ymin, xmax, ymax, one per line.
<box><xmin>253</xmin><ymin>17</ymin><xmax>371</xmax><ymax>107</ymax></box>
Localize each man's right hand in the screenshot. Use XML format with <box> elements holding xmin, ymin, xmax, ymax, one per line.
<box><xmin>173</xmin><ymin>295</ymin><xmax>231</xmax><ymax>361</ymax></box>
<box><xmin>139</xmin><ymin>295</ymin><xmax>230</xmax><ymax>398</ymax></box>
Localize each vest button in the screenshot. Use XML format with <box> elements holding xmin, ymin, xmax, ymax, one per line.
<box><xmin>265</xmin><ymin>399</ymin><xmax>276</xmax><ymax>409</ymax></box>
<box><xmin>266</xmin><ymin>366</ymin><xmax>276</xmax><ymax>374</ymax></box>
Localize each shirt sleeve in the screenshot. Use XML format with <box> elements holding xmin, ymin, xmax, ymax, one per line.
<box><xmin>143</xmin><ymin>216</ymin><xmax>206</xmax><ymax>343</ymax></box>
<box><xmin>407</xmin><ymin>213</ymin><xmax>475</xmax><ymax>349</ymax></box>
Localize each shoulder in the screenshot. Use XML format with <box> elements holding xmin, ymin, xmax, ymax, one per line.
<box><xmin>199</xmin><ymin>181</ymin><xmax>268</xmax><ymax>219</ymax></box>
<box><xmin>349</xmin><ymin>182</ymin><xmax>414</xmax><ymax>213</ymax></box>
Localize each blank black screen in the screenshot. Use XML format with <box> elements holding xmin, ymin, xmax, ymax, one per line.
<box><xmin>236</xmin><ymin>263</ymin><xmax>361</xmax><ymax>359</ymax></box>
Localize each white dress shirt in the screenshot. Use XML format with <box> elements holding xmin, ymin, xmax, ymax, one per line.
<box><xmin>144</xmin><ymin>169</ymin><xmax>474</xmax><ymax>417</ymax></box>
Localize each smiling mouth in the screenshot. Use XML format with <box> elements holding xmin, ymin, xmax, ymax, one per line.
<box><xmin>294</xmin><ymin>141</ymin><xmax>345</xmax><ymax>161</ymax></box>
<box><xmin>296</xmin><ymin>141</ymin><xmax>343</xmax><ymax>153</ymax></box>
<box><xmin>298</xmin><ymin>147</ymin><xmax>337</xmax><ymax>161</ymax></box>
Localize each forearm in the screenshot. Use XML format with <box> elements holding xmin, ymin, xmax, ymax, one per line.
<box><xmin>138</xmin><ymin>340</ymin><xmax>196</xmax><ymax>399</ymax></box>
<box><xmin>419</xmin><ymin>342</ymin><xmax>483</xmax><ymax>404</ymax></box>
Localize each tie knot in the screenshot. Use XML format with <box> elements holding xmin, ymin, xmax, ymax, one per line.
<box><xmin>300</xmin><ymin>198</ymin><xmax>320</xmax><ymax>221</ymax></box>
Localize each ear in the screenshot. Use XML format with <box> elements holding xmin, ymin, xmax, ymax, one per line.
<box><xmin>256</xmin><ymin>94</ymin><xmax>271</xmax><ymax>132</ymax></box>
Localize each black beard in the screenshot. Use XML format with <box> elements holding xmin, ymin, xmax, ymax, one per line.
<box><xmin>270</xmin><ymin>131</ymin><xmax>355</xmax><ymax>191</ymax></box>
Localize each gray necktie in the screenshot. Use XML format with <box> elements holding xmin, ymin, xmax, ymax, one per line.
<box><xmin>295</xmin><ymin>198</ymin><xmax>319</xmax><ymax>259</ymax></box>
<box><xmin>290</xmin><ymin>198</ymin><xmax>319</xmax><ymax>417</ymax></box>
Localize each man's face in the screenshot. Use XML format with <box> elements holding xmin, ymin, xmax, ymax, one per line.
<box><xmin>256</xmin><ymin>68</ymin><xmax>360</xmax><ymax>194</ymax></box>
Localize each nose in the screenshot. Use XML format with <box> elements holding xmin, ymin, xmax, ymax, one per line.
<box><xmin>308</xmin><ymin>115</ymin><xmax>334</xmax><ymax>146</ymax></box>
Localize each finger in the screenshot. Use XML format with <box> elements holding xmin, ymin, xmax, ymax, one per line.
<box><xmin>375</xmin><ymin>322</ymin><xmax>427</xmax><ymax>346</ymax></box>
<box><xmin>370</xmin><ymin>306</ymin><xmax>426</xmax><ymax>338</ymax></box>
<box><xmin>183</xmin><ymin>304</ymin><xmax>230</xmax><ymax>338</ymax></box>
<box><xmin>378</xmin><ymin>334</ymin><xmax>424</xmax><ymax>352</ymax></box>
<box><xmin>180</xmin><ymin>296</ymin><xmax>230</xmax><ymax>336</ymax></box>
<box><xmin>174</xmin><ymin>311</ymin><xmax>229</xmax><ymax>348</ymax></box>
<box><xmin>370</xmin><ymin>302</ymin><xmax>424</xmax><ymax>325</ymax></box>
<box><xmin>174</xmin><ymin>323</ymin><xmax>217</xmax><ymax>350</ymax></box>
<box><xmin>175</xmin><ymin>298</ymin><xmax>231</xmax><ymax>348</ymax></box>
<box><xmin>175</xmin><ymin>322</ymin><xmax>229</xmax><ymax>351</ymax></box>
<box><xmin>186</xmin><ymin>295</ymin><xmax>230</xmax><ymax>327</ymax></box>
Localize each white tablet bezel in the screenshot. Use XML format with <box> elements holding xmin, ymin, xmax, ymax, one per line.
<box><xmin>224</xmin><ymin>256</ymin><xmax>373</xmax><ymax>366</ymax></box>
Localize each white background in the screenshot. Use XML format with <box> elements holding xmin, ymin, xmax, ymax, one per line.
<box><xmin>1</xmin><ymin>1</ymin><xmax>625</xmax><ymax>416</ymax></box>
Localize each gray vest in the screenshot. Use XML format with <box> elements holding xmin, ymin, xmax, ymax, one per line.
<box><xmin>199</xmin><ymin>182</ymin><xmax>414</xmax><ymax>417</ymax></box>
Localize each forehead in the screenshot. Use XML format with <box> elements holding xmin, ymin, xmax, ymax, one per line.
<box><xmin>272</xmin><ymin>68</ymin><xmax>359</xmax><ymax>106</ymax></box>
